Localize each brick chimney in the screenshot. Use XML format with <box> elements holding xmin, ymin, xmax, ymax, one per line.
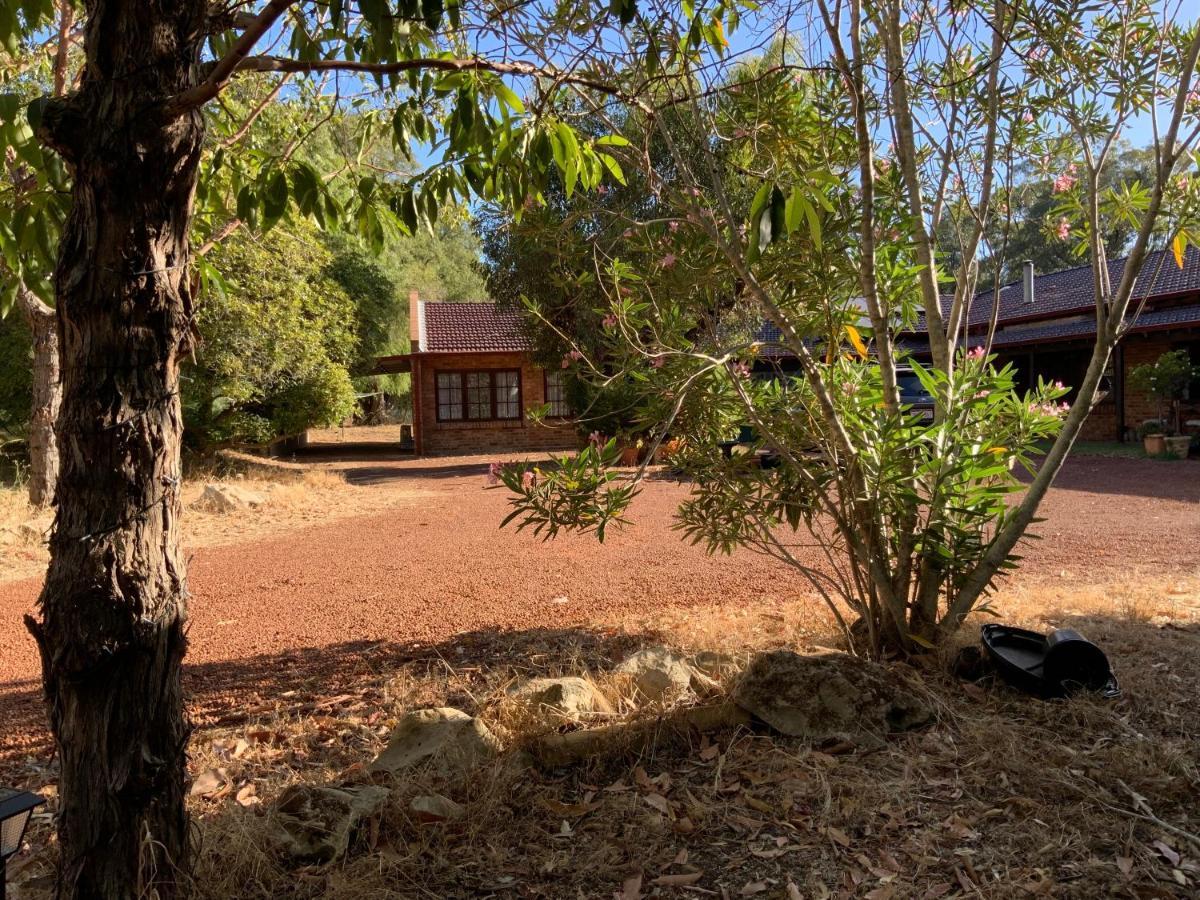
<box><xmin>408</xmin><ymin>289</ymin><xmax>421</xmax><ymax>352</ymax></box>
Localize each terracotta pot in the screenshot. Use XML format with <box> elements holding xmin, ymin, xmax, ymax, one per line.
<box><xmin>1164</xmin><ymin>435</ymin><xmax>1192</xmax><ymax>459</ymax></box>
<box><xmin>1143</xmin><ymin>434</ymin><xmax>1166</xmax><ymax>456</ymax></box>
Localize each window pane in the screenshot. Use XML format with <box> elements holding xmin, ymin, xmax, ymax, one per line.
<box><xmin>495</xmin><ymin>370</ymin><xmax>520</xmax><ymax>419</ymax></box>
<box><xmin>466</xmin><ymin>372</ymin><xmax>492</xmax><ymax>419</ymax></box>
<box><xmin>437</xmin><ymin>373</ymin><xmax>462</xmax><ymax>420</ymax></box>
<box><xmin>544</xmin><ymin>370</ymin><xmax>569</xmax><ymax>417</ymax></box>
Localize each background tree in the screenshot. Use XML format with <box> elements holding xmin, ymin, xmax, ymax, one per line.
<box><xmin>183</xmin><ymin>223</ymin><xmax>360</xmax><ymax>449</ymax></box>
<box><xmin>937</xmin><ymin>144</ymin><xmax>1159</xmax><ymax>283</ymax></box>
<box><xmin>1</xmin><ymin>1</ymin><xmax>631</xmax><ymax>896</ymax></box>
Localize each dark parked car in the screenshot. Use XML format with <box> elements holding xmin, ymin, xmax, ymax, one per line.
<box><xmin>897</xmin><ymin>366</ymin><xmax>935</xmax><ymax>421</ymax></box>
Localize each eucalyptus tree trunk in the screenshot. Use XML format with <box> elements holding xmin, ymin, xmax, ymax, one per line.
<box><xmin>16</xmin><ymin>289</ymin><xmax>60</xmax><ymax>508</ymax></box>
<box><xmin>24</xmin><ymin>1</ymin><xmax>207</xmax><ymax>895</ymax></box>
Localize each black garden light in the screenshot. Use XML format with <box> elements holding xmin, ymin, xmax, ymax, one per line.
<box><xmin>0</xmin><ymin>788</ymin><xmax>44</xmax><ymax>899</ymax></box>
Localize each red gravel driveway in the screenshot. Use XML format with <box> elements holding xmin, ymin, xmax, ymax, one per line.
<box><xmin>1</xmin><ymin>453</ymin><xmax>1197</xmax><ymax>763</ymax></box>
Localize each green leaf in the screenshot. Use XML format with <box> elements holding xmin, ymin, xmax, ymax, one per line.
<box><xmin>262</xmin><ymin>170</ymin><xmax>289</xmax><ymax>226</ymax></box>
<box><xmin>493</xmin><ymin>82</ymin><xmax>525</xmax><ymax>114</ymax></box>
<box><xmin>598</xmin><ymin>152</ymin><xmax>625</xmax><ymax>186</ymax></box>
<box><xmin>421</xmin><ymin>0</ymin><xmax>444</xmax><ymax>30</ymax></box>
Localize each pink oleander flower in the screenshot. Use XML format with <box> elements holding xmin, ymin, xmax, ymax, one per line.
<box><xmin>687</xmin><ymin>187</ymin><xmax>703</xmax><ymax>197</ymax></box>
<box><xmin>602</xmin><ymin>313</ymin><xmax>618</xmax><ymax>329</ymax></box>
<box><xmin>561</xmin><ymin>349</ymin><xmax>584</xmax><ymax>369</ymax></box>
<box><xmin>486</xmin><ymin>461</ymin><xmax>502</xmax><ymax>486</ymax></box>
<box><xmin>1056</xmin><ymin>217</ymin><xmax>1071</xmax><ymax>240</ymax></box>
<box><xmin>622</xmin><ymin>228</ymin><xmax>634</xmax><ymax>238</ymax></box>
<box><xmin>877</xmin><ymin>159</ymin><xmax>891</xmax><ymax>173</ymax></box>
<box><xmin>1053</xmin><ymin>168</ymin><xmax>1077</xmax><ymax>193</ymax></box>
<box><xmin>975</xmin><ymin>389</ymin><xmax>991</xmax><ymax>399</ymax></box>
<box><xmin>1023</xmin><ymin>110</ymin><xmax>1034</xmax><ymax>123</ymax></box>
<box><xmin>589</xmin><ymin>430</ymin><xmax>604</xmax><ymax>448</ymax></box>
<box><xmin>967</xmin><ymin>346</ymin><xmax>986</xmax><ymax>360</ymax></box>
<box><xmin>659</xmin><ymin>253</ymin><xmax>677</xmax><ymax>269</ymax></box>
<box><xmin>1054</xmin><ymin>380</ymin><xmax>1065</xmax><ymax>390</ymax></box>
<box><xmin>1029</xmin><ymin>46</ymin><xmax>1046</xmax><ymax>61</ymax></box>
<box><xmin>521</xmin><ymin>470</ymin><xmax>535</xmax><ymax>489</ymax></box>
<box><xmin>597</xmin><ymin>184</ymin><xmax>609</xmax><ymax>196</ymax></box>
<box><xmin>731</xmin><ymin>360</ymin><xmax>751</xmax><ymax>379</ymax></box>
<box><xmin>650</xmin><ymin>355</ymin><xmax>665</xmax><ymax>369</ymax></box>
<box><xmin>668</xmin><ymin>220</ymin><xmax>679</xmax><ymax>232</ymax></box>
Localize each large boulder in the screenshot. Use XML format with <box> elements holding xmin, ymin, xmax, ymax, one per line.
<box><xmin>614</xmin><ymin>646</ymin><xmax>694</xmax><ymax>703</ymax></box>
<box><xmin>507</xmin><ymin>676</ymin><xmax>614</xmax><ymax>721</ymax></box>
<box><xmin>193</xmin><ymin>483</ymin><xmax>268</xmax><ymax>514</ymax></box>
<box><xmin>368</xmin><ymin>707</ymin><xmax>500</xmax><ymax>776</ymax></box>
<box><xmin>732</xmin><ymin>650</ymin><xmax>932</xmax><ymax>749</ymax></box>
<box><xmin>269</xmin><ymin>784</ymin><xmax>389</xmax><ymax>862</ymax></box>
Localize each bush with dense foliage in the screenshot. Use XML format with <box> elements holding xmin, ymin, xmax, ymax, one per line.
<box><xmin>185</xmin><ymin>224</ymin><xmax>359</xmax><ymax>449</ymax></box>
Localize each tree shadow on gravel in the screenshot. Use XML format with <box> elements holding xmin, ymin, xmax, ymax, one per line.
<box><xmin>0</xmin><ymin>623</ymin><xmax>665</xmax><ymax>780</ymax></box>
<box><xmin>1017</xmin><ymin>454</ymin><xmax>1200</xmax><ymax>502</ymax></box>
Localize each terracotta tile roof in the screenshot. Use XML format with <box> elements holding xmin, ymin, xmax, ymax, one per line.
<box><xmin>946</xmin><ymin>246</ymin><xmax>1200</xmax><ymax>329</ymax></box>
<box><xmin>421</xmin><ymin>301</ymin><xmax>533</xmax><ymax>353</ymax></box>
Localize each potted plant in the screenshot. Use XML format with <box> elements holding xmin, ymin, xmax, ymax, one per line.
<box><xmin>615</xmin><ymin>432</ymin><xmax>642</xmax><ymax>466</ymax></box>
<box><xmin>1138</xmin><ymin>420</ymin><xmax>1167</xmax><ymax>456</ymax></box>
<box><xmin>1129</xmin><ymin>350</ymin><xmax>1199</xmax><ymax>458</ymax></box>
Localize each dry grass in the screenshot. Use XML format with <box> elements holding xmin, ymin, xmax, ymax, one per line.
<box><xmin>0</xmin><ymin>467</ymin><xmax>436</xmax><ymax>586</ymax></box>
<box><xmin>11</xmin><ymin>573</ymin><xmax>1197</xmax><ymax>898</ymax></box>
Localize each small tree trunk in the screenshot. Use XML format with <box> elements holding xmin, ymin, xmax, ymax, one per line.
<box><xmin>17</xmin><ymin>292</ymin><xmax>60</xmax><ymax>508</ymax></box>
<box><xmin>24</xmin><ymin>2</ymin><xmax>207</xmax><ymax>896</ymax></box>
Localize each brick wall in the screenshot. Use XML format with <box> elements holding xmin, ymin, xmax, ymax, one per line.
<box><xmin>415</xmin><ymin>351</ymin><xmax>578</xmax><ymax>456</ymax></box>
<box><xmin>1119</xmin><ymin>334</ymin><xmax>1188</xmax><ymax>435</ymax></box>
<box><xmin>1077</xmin><ymin>332</ymin><xmax>1200</xmax><ymax>440</ymax></box>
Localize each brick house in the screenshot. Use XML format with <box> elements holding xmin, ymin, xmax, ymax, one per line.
<box><xmin>915</xmin><ymin>248</ymin><xmax>1200</xmax><ymax>441</ymax></box>
<box><xmin>373</xmin><ymin>293</ymin><xmax>578</xmax><ymax>456</ymax></box>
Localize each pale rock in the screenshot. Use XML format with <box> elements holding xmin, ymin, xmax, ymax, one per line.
<box><xmin>194</xmin><ymin>483</ymin><xmax>268</xmax><ymax>514</ymax></box>
<box><xmin>507</xmin><ymin>676</ymin><xmax>613</xmax><ymax>721</ymax></box>
<box><xmin>614</xmin><ymin>646</ymin><xmax>694</xmax><ymax>703</ymax></box>
<box><xmin>368</xmin><ymin>707</ymin><xmax>500</xmax><ymax>776</ymax></box>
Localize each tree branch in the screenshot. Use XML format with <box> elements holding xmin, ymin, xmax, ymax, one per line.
<box><xmin>52</xmin><ymin>0</ymin><xmax>75</xmax><ymax>97</ymax></box>
<box><xmin>165</xmin><ymin>0</ymin><xmax>298</xmax><ymax>117</ymax></box>
<box><xmin>167</xmin><ymin>53</ymin><xmax>626</xmax><ymax>117</ymax></box>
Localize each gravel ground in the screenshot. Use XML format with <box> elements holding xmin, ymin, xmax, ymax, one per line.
<box><xmin>0</xmin><ymin>453</ymin><xmax>1197</xmax><ymax>763</ymax></box>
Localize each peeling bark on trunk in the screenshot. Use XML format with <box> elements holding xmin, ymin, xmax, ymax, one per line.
<box><xmin>17</xmin><ymin>293</ymin><xmax>60</xmax><ymax>508</ymax></box>
<box><xmin>23</xmin><ymin>2</ymin><xmax>207</xmax><ymax>896</ymax></box>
